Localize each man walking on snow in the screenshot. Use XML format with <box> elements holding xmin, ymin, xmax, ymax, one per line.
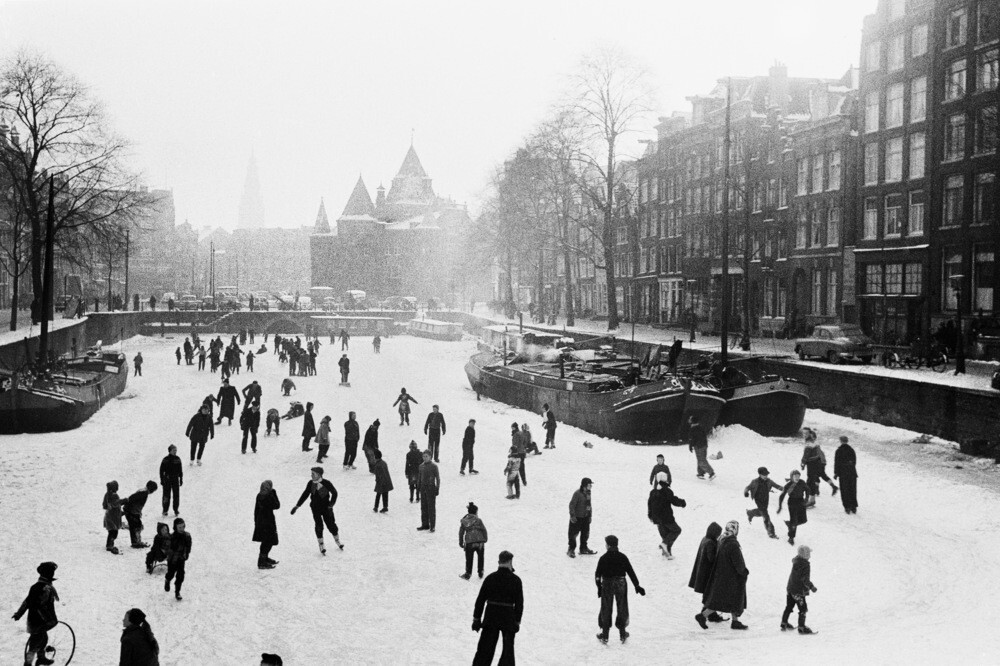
<box><xmin>568</xmin><ymin>478</ymin><xmax>596</xmax><ymax>557</ymax></box>
<box><xmin>471</xmin><ymin>550</ymin><xmax>523</xmax><ymax>666</ymax></box>
<box><xmin>542</xmin><ymin>403</ymin><xmax>557</xmax><ymax>449</ymax></box>
<box><xmin>424</xmin><ymin>405</ymin><xmax>446</xmax><ymax>463</ymax></box>
<box><xmin>688</xmin><ymin>415</ymin><xmax>714</xmax><ymax>479</ymax></box>
<box><xmin>417</xmin><ymin>450</ymin><xmax>440</xmax><ymax>532</ymax></box>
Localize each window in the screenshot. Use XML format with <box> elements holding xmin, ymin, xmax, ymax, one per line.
<box><xmin>945</xmin><ymin>113</ymin><xmax>966</xmax><ymax>161</ymax></box>
<box><xmin>827</xmin><ymin>207</ymin><xmax>841</xmax><ymax>246</ymax></box>
<box><xmin>974</xmin><ymin>248</ymin><xmax>995</xmax><ymax>311</ymax></box>
<box><xmin>864</xmin><ymin>197</ymin><xmax>878</xmax><ymax>239</ymax></box>
<box><xmin>942</xmin><ymin>175</ymin><xmax>965</xmax><ymax>227</ymax></box>
<box><xmin>888</xmin><ymin>33</ymin><xmax>905</xmax><ymax>71</ymax></box>
<box><xmin>945</xmin><ymin>59</ymin><xmax>967</xmax><ymax>101</ymax></box>
<box><xmin>910</xmin><ymin>76</ymin><xmax>927</xmax><ymax>122</ymax></box>
<box><xmin>885</xmin><ymin>194</ymin><xmax>903</xmax><ymax>236</ymax></box>
<box><xmin>796</xmin><ymin>210</ymin><xmax>808</xmax><ymax>248</ymax></box>
<box><xmin>865</xmin><ymin>92</ymin><xmax>880</xmax><ymax>133</ymax></box>
<box><xmin>909</xmin><ymin>132</ymin><xmax>926</xmax><ymax>179</ymax></box>
<box><xmin>811</xmin><ymin>270</ymin><xmax>823</xmax><ymax>315</ymax></box>
<box><xmin>865</xmin><ymin>264</ymin><xmax>882</xmax><ymax>294</ymax></box>
<box><xmin>912</xmin><ymin>24</ymin><xmax>929</xmax><ymax>57</ymax></box>
<box><xmin>811</xmin><ymin>154</ymin><xmax>824</xmax><ymax>193</ymax></box>
<box><xmin>979</xmin><ymin>2</ymin><xmax>999</xmax><ymax>43</ymax></box>
<box><xmin>975</xmin><ymin>106</ymin><xmax>998</xmax><ymax>154</ymax></box>
<box><xmin>811</xmin><ymin>206</ymin><xmax>825</xmax><ymax>247</ymax></box>
<box><xmin>979</xmin><ymin>50</ymin><xmax>999</xmax><ymax>93</ymax></box>
<box><xmin>886</xmin><ymin>264</ymin><xmax>903</xmax><ymax>294</ymax></box>
<box><xmin>908</xmin><ymin>190</ymin><xmax>925</xmax><ymax>235</ymax></box>
<box><xmin>865</xmin><ymin>142</ymin><xmax>879</xmax><ymax>185</ymax></box>
<box><xmin>828</xmin><ymin>150</ymin><xmax>841</xmax><ymax>190</ymax></box>
<box><xmin>946</xmin><ymin>6</ymin><xmax>968</xmax><ymax>48</ymax></box>
<box><xmin>866</xmin><ymin>40</ymin><xmax>882</xmax><ymax>72</ymax></box>
<box><xmin>797</xmin><ymin>159</ymin><xmax>808</xmax><ymax>195</ymax></box>
<box><xmin>753</xmin><ymin>183</ymin><xmax>763</xmax><ymax>212</ymax></box>
<box><xmin>974</xmin><ymin>172</ymin><xmax>996</xmax><ymax>224</ymax></box>
<box><xmin>767</xmin><ymin>178</ymin><xmax>777</xmax><ymax>206</ymax></box>
<box><xmin>943</xmin><ymin>250</ymin><xmax>963</xmax><ymax>310</ymax></box>
<box><xmin>904</xmin><ymin>263</ymin><xmax>922</xmax><ymax>295</ymax></box>
<box><xmin>886</xmin><ymin>137</ymin><xmax>904</xmax><ymax>182</ymax></box>
<box><xmin>779</xmin><ymin>176</ymin><xmax>788</xmax><ymax>208</ymax></box>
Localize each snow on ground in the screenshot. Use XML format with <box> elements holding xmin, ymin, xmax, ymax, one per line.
<box><xmin>2</xmin><ymin>332</ymin><xmax>1000</xmax><ymax>664</ymax></box>
<box><xmin>0</xmin><ymin>316</ymin><xmax>82</xmax><ymax>347</ymax></box>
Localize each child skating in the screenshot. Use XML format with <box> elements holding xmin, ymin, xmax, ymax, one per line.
<box><xmin>781</xmin><ymin>545</ymin><xmax>818</xmax><ymax>634</ymax></box>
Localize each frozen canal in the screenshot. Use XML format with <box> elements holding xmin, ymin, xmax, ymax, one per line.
<box><xmin>2</xmin><ymin>333</ymin><xmax>999</xmax><ymax>664</ymax></box>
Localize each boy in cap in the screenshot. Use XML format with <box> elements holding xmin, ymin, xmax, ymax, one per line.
<box><xmin>781</xmin><ymin>545</ymin><xmax>818</xmax><ymax>634</ymax></box>
<box><xmin>13</xmin><ymin>561</ymin><xmax>60</xmax><ymax>666</ymax></box>
<box><xmin>291</xmin><ymin>466</ymin><xmax>343</xmax><ymax>553</ymax></box>
<box><xmin>459</xmin><ymin>502</ymin><xmax>488</xmax><ymax>579</ymax></box>
<box><xmin>744</xmin><ymin>467</ymin><xmax>782</xmax><ymax>539</ymax></box>
<box><xmin>595</xmin><ymin>535</ymin><xmax>646</xmax><ymax>643</ymax></box>
<box><xmin>472</xmin><ymin>550</ymin><xmax>523</xmax><ymax>665</ymax></box>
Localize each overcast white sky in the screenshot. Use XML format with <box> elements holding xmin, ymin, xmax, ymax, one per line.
<box><xmin>0</xmin><ymin>0</ymin><xmax>875</xmax><ymax>231</ymax></box>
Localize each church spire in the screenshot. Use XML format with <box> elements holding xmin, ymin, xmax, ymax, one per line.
<box><xmin>313</xmin><ymin>197</ymin><xmax>331</xmax><ymax>233</ymax></box>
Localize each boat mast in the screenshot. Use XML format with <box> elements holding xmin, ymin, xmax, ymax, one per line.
<box><xmin>720</xmin><ymin>79</ymin><xmax>732</xmax><ymax>365</ymax></box>
<box><xmin>37</xmin><ymin>177</ymin><xmax>55</xmax><ymax>365</ymax></box>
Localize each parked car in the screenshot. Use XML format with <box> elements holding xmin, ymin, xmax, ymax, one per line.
<box><xmin>795</xmin><ymin>324</ymin><xmax>876</xmax><ymax>364</ymax></box>
<box><xmin>177</xmin><ymin>294</ymin><xmax>201</xmax><ymax>311</ymax></box>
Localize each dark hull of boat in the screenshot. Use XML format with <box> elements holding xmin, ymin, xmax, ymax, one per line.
<box><xmin>0</xmin><ymin>353</ymin><xmax>129</xmax><ymax>434</ymax></box>
<box><xmin>718</xmin><ymin>378</ymin><xmax>809</xmax><ymax>437</ymax></box>
<box><xmin>466</xmin><ymin>353</ymin><xmax>723</xmax><ymax>443</ymax></box>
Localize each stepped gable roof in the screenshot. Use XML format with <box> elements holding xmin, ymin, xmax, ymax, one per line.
<box><xmin>340</xmin><ymin>176</ymin><xmax>377</xmax><ymax>218</ymax></box>
<box><xmin>396</xmin><ymin>145</ymin><xmax>427</xmax><ymax>178</ymax></box>
<box><xmin>313</xmin><ymin>198</ymin><xmax>331</xmax><ymax>233</ymax></box>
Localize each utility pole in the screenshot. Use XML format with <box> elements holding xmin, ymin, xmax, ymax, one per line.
<box><xmin>124</xmin><ymin>228</ymin><xmax>130</xmax><ymax>310</ymax></box>
<box><xmin>721</xmin><ymin>79</ymin><xmax>732</xmax><ymax>365</ymax></box>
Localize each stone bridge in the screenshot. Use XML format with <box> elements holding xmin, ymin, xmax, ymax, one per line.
<box><xmin>136</xmin><ymin>310</ymin><xmax>418</xmax><ymax>337</ymax></box>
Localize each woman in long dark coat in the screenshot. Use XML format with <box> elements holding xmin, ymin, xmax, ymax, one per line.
<box><xmin>215</xmin><ymin>379</ymin><xmax>240</xmax><ymax>425</ymax></box>
<box><xmin>253</xmin><ymin>480</ymin><xmax>280</xmax><ymax>569</ymax></box>
<box><xmin>372</xmin><ymin>449</ymin><xmax>393</xmax><ymax>512</ymax></box>
<box><xmin>690</xmin><ymin>521</ymin><xmax>723</xmax><ymax>628</ymax></box>
<box><xmin>702</xmin><ymin>520</ymin><xmax>749</xmax><ymax>630</ymax></box>
<box><xmin>833</xmin><ymin>435</ymin><xmax>859</xmax><ymax>514</ymax></box>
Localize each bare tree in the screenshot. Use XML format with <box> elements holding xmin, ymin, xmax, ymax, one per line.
<box><xmin>0</xmin><ymin>50</ymin><xmax>153</xmax><ymax>323</ymax></box>
<box><xmin>562</xmin><ymin>47</ymin><xmax>654</xmax><ymax>331</ymax></box>
<box><xmin>0</xmin><ymin>189</ymin><xmax>32</xmax><ymax>329</ymax></box>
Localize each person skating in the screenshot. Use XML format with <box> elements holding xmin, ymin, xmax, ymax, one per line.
<box><xmin>145</xmin><ymin>523</ymin><xmax>170</xmax><ymax>574</ymax></box>
<box><xmin>424</xmin><ymin>405</ymin><xmax>446</xmax><ymax>462</ymax></box>
<box><xmin>215</xmin><ymin>379</ymin><xmax>241</xmax><ymax>426</ymax></box>
<box><xmin>372</xmin><ymin>449</ymin><xmax>393</xmax><ymax>513</ymax></box>
<box><xmin>778</xmin><ymin>470</ymin><xmax>810</xmax><ymax>545</ymax></box>
<box><xmin>833</xmin><ymin>435</ymin><xmax>859</xmax><ymax>514</ymax></box>
<box><xmin>393</xmin><ymin>388</ymin><xmax>417</xmax><ymax>425</ymax></box>
<box><xmin>503</xmin><ymin>447</ymin><xmax>521</xmax><ymax>500</ymax></box>
<box><xmin>291</xmin><ymin>467</ymin><xmax>343</xmax><ymax>553</ymax></box>
<box><xmin>339</xmin><ymin>328</ymin><xmax>350</xmax><ymax>351</ymax></box>
<box><xmin>280</xmin><ymin>377</ymin><xmax>296</xmax><ymax>396</ymax></box>
<box><xmin>186</xmin><ymin>403</ymin><xmax>215</xmax><ymax>466</ymax></box>
<box><xmin>104</xmin><ymin>480</ymin><xmax>123</xmax><ymax>554</ymax></box>
<box><xmin>343</xmin><ymin>411</ymin><xmax>360</xmax><ymax>469</ymax></box>
<box><xmin>362</xmin><ymin>419</ymin><xmax>381</xmax><ymax>473</ymax></box>
<box><xmin>265</xmin><ymin>408</ymin><xmax>280</xmax><ymax>436</ymax></box>
<box><xmin>472</xmin><ymin>550</ymin><xmax>523</xmax><ymax>666</ymax></box>
<box><xmin>13</xmin><ymin>561</ymin><xmax>60</xmax><ymax>666</ymax></box>
<box><xmin>133</xmin><ymin>352</ymin><xmax>143</xmax><ymax>377</ymax></box>
<box><xmin>647</xmin><ymin>474</ymin><xmax>687</xmax><ymax>559</ymax></box>
<box><xmin>417</xmin><ymin>450</ymin><xmax>440</xmax><ymax>532</ymax></box>
<box><xmin>460</xmin><ymin>419</ymin><xmax>478</xmax><ymax>475</ymax></box>
<box><xmin>253</xmin><ymin>480</ymin><xmax>280</xmax><ymax>569</ymax></box>
<box><xmin>568</xmin><ymin>477</ymin><xmax>595</xmax><ymax>557</ymax></box>
<box><xmin>701</xmin><ymin>520</ymin><xmax>750</xmax><ymax>630</ymax></box>
<box><xmin>744</xmin><ymin>467</ymin><xmax>782</xmax><ymax>539</ymax></box>
<box><xmin>594</xmin><ymin>535</ymin><xmax>646</xmax><ymax>643</ymax></box>
<box><xmin>338</xmin><ymin>354</ymin><xmax>350</xmax><ymax>384</ymax></box>
<box><xmin>801</xmin><ymin>428</ymin><xmax>837</xmax><ymax>506</ymax></box>
<box><xmin>688</xmin><ymin>415</ymin><xmax>714</xmax><ymax>479</ymax></box>
<box><xmin>242</xmin><ymin>380</ymin><xmax>262</xmax><ymax>405</ymax></box>
<box><xmin>372</xmin><ymin>334</ymin><xmax>381</xmax><ymax>353</ymax></box>
<box><xmin>198</xmin><ymin>346</ymin><xmax>207</xmax><ymax>371</ymax></box>
<box><xmin>164</xmin><ymin>518</ymin><xmax>191</xmax><ymax>601</ymax></box>
<box><xmin>515</xmin><ymin>424</ymin><xmax>531</xmax><ymax>485</ymax></box>
<box><xmin>542</xmin><ymin>403</ymin><xmax>557</xmax><ymax>449</ymax></box>
<box><xmin>175</xmin><ymin>347</ymin><xmax>181</xmax><ymax>365</ymax></box>
<box><xmin>459</xmin><ymin>502</ymin><xmax>488</xmax><ymax>580</ymax></box>
<box><xmin>649</xmin><ymin>454</ymin><xmax>671</xmax><ymax>486</ymax></box>
<box><xmin>124</xmin><ymin>481</ymin><xmax>159</xmax><ymax>548</ymax></box>
<box><xmin>240</xmin><ymin>403</ymin><xmax>261</xmax><ymax>454</ymax></box>
<box><xmin>246</xmin><ymin>350</ymin><xmax>255</xmax><ymax>373</ymax></box>
<box><xmin>301</xmin><ymin>402</ymin><xmax>316</xmax><ymax>452</ymax></box>
<box><xmin>314</xmin><ymin>415</ymin><xmax>332</xmax><ymax>463</ymax></box>
<box><xmin>690</xmin><ymin>522</ymin><xmax>728</xmax><ymax>629</ymax></box>
<box><xmin>405</xmin><ymin>440</ymin><xmax>423</xmax><ymax>503</ymax></box>
<box><xmin>781</xmin><ymin>545</ymin><xmax>819</xmax><ymax>634</ymax></box>
<box><xmin>119</xmin><ymin>608</ymin><xmax>160</xmax><ymax>666</ymax></box>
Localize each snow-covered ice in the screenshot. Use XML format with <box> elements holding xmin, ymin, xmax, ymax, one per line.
<box><xmin>2</xmin><ymin>333</ymin><xmax>999</xmax><ymax>664</ymax></box>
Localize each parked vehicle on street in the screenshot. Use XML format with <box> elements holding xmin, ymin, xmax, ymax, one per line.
<box><xmin>177</xmin><ymin>294</ymin><xmax>201</xmax><ymax>310</ymax></box>
<box><xmin>794</xmin><ymin>324</ymin><xmax>876</xmax><ymax>364</ymax></box>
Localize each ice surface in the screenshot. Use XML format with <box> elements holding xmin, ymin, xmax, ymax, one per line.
<box><xmin>2</xmin><ymin>333</ymin><xmax>999</xmax><ymax>664</ymax></box>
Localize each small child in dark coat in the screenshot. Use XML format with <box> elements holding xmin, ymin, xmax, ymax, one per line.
<box><xmin>781</xmin><ymin>545</ymin><xmax>818</xmax><ymax>634</ymax></box>
<box><xmin>146</xmin><ymin>523</ymin><xmax>171</xmax><ymax>573</ymax></box>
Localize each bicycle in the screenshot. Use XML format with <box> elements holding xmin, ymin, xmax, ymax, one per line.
<box><xmin>926</xmin><ymin>348</ymin><xmax>949</xmax><ymax>373</ymax></box>
<box><xmin>24</xmin><ymin>621</ymin><xmax>75</xmax><ymax>665</ymax></box>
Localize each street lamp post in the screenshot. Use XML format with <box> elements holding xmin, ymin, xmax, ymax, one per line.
<box><xmin>687</xmin><ymin>278</ymin><xmax>697</xmax><ymax>343</ymax></box>
<box><xmin>950</xmin><ymin>274</ymin><xmax>966</xmax><ymax>374</ymax></box>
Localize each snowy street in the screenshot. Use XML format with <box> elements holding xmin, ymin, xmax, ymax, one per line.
<box><xmin>2</xmin><ymin>333</ymin><xmax>999</xmax><ymax>664</ymax></box>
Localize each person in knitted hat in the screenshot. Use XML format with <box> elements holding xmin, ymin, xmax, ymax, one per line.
<box><xmin>701</xmin><ymin>521</ymin><xmax>749</xmax><ymax>630</ymax></box>
<box><xmin>13</xmin><ymin>562</ymin><xmax>60</xmax><ymax>665</ymax></box>
<box><xmin>120</xmin><ymin>608</ymin><xmax>159</xmax><ymax>664</ymax></box>
<box><xmin>781</xmin><ymin>545</ymin><xmax>819</xmax><ymax>634</ymax></box>
<box><xmin>459</xmin><ymin>502</ymin><xmax>488</xmax><ymax>580</ymax></box>
<box><xmin>744</xmin><ymin>467</ymin><xmax>782</xmax><ymax>539</ymax></box>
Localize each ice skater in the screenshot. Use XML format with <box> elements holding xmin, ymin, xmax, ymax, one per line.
<box><xmin>594</xmin><ymin>535</ymin><xmax>645</xmax><ymax>643</ymax></box>
<box><xmin>833</xmin><ymin>435</ymin><xmax>859</xmax><ymax>514</ymax></box>
<box><xmin>393</xmin><ymin>388</ymin><xmax>417</xmax><ymax>425</ymax></box>
<box><xmin>459</xmin><ymin>502</ymin><xmax>488</xmax><ymax>580</ymax></box>
<box><xmin>124</xmin><ymin>481</ymin><xmax>159</xmax><ymax>548</ymax></box>
<box><xmin>781</xmin><ymin>545</ymin><xmax>818</xmax><ymax>634</ymax></box>
<box><xmin>778</xmin><ymin>470</ymin><xmax>810</xmax><ymax>545</ymax></box>
<box><xmin>253</xmin><ymin>480</ymin><xmax>280</xmax><ymax>569</ymax></box>
<box><xmin>164</xmin><ymin>517</ymin><xmax>191</xmax><ymax>601</ymax></box>
<box><xmin>424</xmin><ymin>405</ymin><xmax>446</xmax><ymax>462</ymax></box>
<box><xmin>186</xmin><ymin>403</ymin><xmax>215</xmax><ymax>465</ymax></box>
<box><xmin>690</xmin><ymin>522</ymin><xmax>728</xmax><ymax>629</ymax></box>
<box><xmin>104</xmin><ymin>480</ymin><xmax>123</xmax><ymax>554</ymax></box>
<box><xmin>471</xmin><ymin>550</ymin><xmax>523</xmax><ymax>666</ymax></box>
<box><xmin>266</xmin><ymin>408</ymin><xmax>281</xmax><ymax>436</ymax></box>
<box><xmin>417</xmin><ymin>450</ymin><xmax>440</xmax><ymax>532</ymax></box>
<box><xmin>301</xmin><ymin>402</ymin><xmax>316</xmax><ymax>452</ymax></box>
<box><xmin>647</xmin><ymin>474</ymin><xmax>686</xmax><ymax>559</ymax></box>
<box><xmin>405</xmin><ymin>440</ymin><xmax>422</xmax><ymax>503</ymax></box>
<box><xmin>215</xmin><ymin>378</ymin><xmax>241</xmax><ymax>426</ymax></box>
<box><xmin>688</xmin><ymin>415</ymin><xmax>714</xmax><ymax>479</ymax></box>
<box><xmin>568</xmin><ymin>477</ymin><xmax>595</xmax><ymax>558</ymax></box>
<box><xmin>701</xmin><ymin>521</ymin><xmax>749</xmax><ymax>630</ymax></box>
<box><xmin>801</xmin><ymin>428</ymin><xmax>837</xmax><ymax>506</ymax></box>
<box><xmin>362</xmin><ymin>419</ymin><xmax>381</xmax><ymax>472</ymax></box>
<box><xmin>291</xmin><ymin>466</ymin><xmax>343</xmax><ymax>554</ymax></box>
<box><xmin>504</xmin><ymin>446</ymin><xmax>521</xmax><ymax>500</ymax></box>
<box><xmin>744</xmin><ymin>467</ymin><xmax>782</xmax><ymax>539</ymax></box>
<box><xmin>542</xmin><ymin>403</ymin><xmax>557</xmax><ymax>449</ymax></box>
<box><xmin>314</xmin><ymin>415</ymin><xmax>332</xmax><ymax>463</ymax></box>
<box><xmin>460</xmin><ymin>419</ymin><xmax>478</xmax><ymax>475</ymax></box>
<box><xmin>343</xmin><ymin>411</ymin><xmax>360</xmax><ymax>470</ymax></box>
<box><xmin>280</xmin><ymin>377</ymin><xmax>296</xmax><ymax>396</ymax></box>
<box><xmin>372</xmin><ymin>449</ymin><xmax>393</xmax><ymax>513</ymax></box>
<box><xmin>13</xmin><ymin>561</ymin><xmax>60</xmax><ymax>666</ymax></box>
<box><xmin>338</xmin><ymin>354</ymin><xmax>350</xmax><ymax>384</ymax></box>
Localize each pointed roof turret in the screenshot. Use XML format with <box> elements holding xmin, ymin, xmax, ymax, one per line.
<box><xmin>340</xmin><ymin>175</ymin><xmax>376</xmax><ymax>218</ymax></box>
<box><xmin>313</xmin><ymin>198</ymin><xmax>331</xmax><ymax>233</ymax></box>
<box><xmin>396</xmin><ymin>145</ymin><xmax>427</xmax><ymax>178</ymax></box>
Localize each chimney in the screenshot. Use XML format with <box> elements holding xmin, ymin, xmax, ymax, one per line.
<box><xmin>768</xmin><ymin>62</ymin><xmax>789</xmax><ymax>115</ymax></box>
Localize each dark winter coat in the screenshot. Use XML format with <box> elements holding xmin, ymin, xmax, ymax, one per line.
<box><xmin>240</xmin><ymin>408</ymin><xmax>261</xmax><ymax>432</ymax></box>
<box><xmin>149</xmin><ymin>524</ymin><xmax>171</xmax><ymax>561</ymax></box>
<box><xmin>393</xmin><ymin>393</ymin><xmax>417</xmax><ymax>414</ymax></box>
<box><xmin>801</xmin><ymin>444</ymin><xmax>827</xmax><ymax>474</ymax></box>
<box><xmin>159</xmin><ymin>454</ymin><xmax>183</xmax><ymax>485</ymax></box>
<box><xmin>594</xmin><ymin>549</ymin><xmax>640</xmax><ymax>588</ymax></box>
<box><xmin>424</xmin><ymin>411</ymin><xmax>446</xmax><ymax>434</ymax></box>
<box><xmin>649</xmin><ymin>463</ymin><xmax>672</xmax><ymax>486</ymax></box>
<box><xmin>253</xmin><ymin>489</ymin><xmax>280</xmax><ymax>546</ymax></box>
<box><xmin>779</xmin><ymin>479</ymin><xmax>810</xmax><ymax>526</ymax></box>
<box><xmin>104</xmin><ymin>488</ymin><xmax>123</xmax><ymax>531</ymax></box>
<box><xmin>362</xmin><ymin>425</ymin><xmax>379</xmax><ymax>451</ymax></box>
<box><xmin>474</xmin><ymin>567</ymin><xmax>523</xmax><ymax>631</ymax></box>
<box><xmin>119</xmin><ymin>624</ymin><xmax>160</xmax><ymax>666</ymax></box>
<box><xmin>647</xmin><ymin>484</ymin><xmax>686</xmax><ymax>524</ymax></box>
<box><xmin>462</xmin><ymin>425</ymin><xmax>475</xmax><ymax>450</ymax></box>
<box><xmin>459</xmin><ymin>514</ymin><xmax>488</xmax><ymax>547</ymax></box>
<box><xmin>373</xmin><ymin>459</ymin><xmax>394</xmax><ymax>493</ymax></box>
<box><xmin>569</xmin><ymin>488</ymin><xmax>592</xmax><ymax>520</ymax></box>
<box><xmin>703</xmin><ymin>535</ymin><xmax>748</xmax><ymax>613</ymax></box>
<box><xmin>216</xmin><ymin>385</ymin><xmax>241</xmax><ymax>420</ymax></box>
<box><xmin>786</xmin><ymin>556</ymin><xmax>817</xmax><ymax>597</ymax></box>
<box><xmin>302</xmin><ymin>411</ymin><xmax>316</xmax><ymax>438</ymax></box>
<box><xmin>296</xmin><ymin>479</ymin><xmax>337</xmax><ymax>511</ymax></box>
<box><xmin>688</xmin><ymin>423</ymin><xmax>708</xmax><ymax>449</ymax></box>
<box><xmin>185</xmin><ymin>411</ymin><xmax>214</xmax><ymax>443</ymax></box>
<box><xmin>13</xmin><ymin>578</ymin><xmax>59</xmax><ymax>634</ymax></box>
<box><xmin>242</xmin><ymin>382</ymin><xmax>262</xmax><ymax>404</ymax></box>
<box><xmin>418</xmin><ymin>460</ymin><xmax>440</xmax><ymax>495</ymax></box>
<box><xmin>124</xmin><ymin>489</ymin><xmax>151</xmax><ymax>519</ymax></box>
<box><xmin>167</xmin><ymin>531</ymin><xmax>192</xmax><ymax>563</ymax></box>
<box><xmin>344</xmin><ymin>419</ymin><xmax>360</xmax><ymax>444</ymax></box>
<box><xmin>688</xmin><ymin>522</ymin><xmax>723</xmax><ymax>593</ymax></box>
<box><xmin>544</xmin><ymin>409</ymin><xmax>556</xmax><ymax>433</ymax></box>
<box><xmin>744</xmin><ymin>477</ymin><xmax>782</xmax><ymax>509</ymax></box>
<box><xmin>405</xmin><ymin>449</ymin><xmax>422</xmax><ymax>479</ymax></box>
<box><xmin>834</xmin><ymin>443</ymin><xmax>858</xmax><ymax>479</ymax></box>
<box><xmin>338</xmin><ymin>356</ymin><xmax>350</xmax><ymax>374</ymax></box>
